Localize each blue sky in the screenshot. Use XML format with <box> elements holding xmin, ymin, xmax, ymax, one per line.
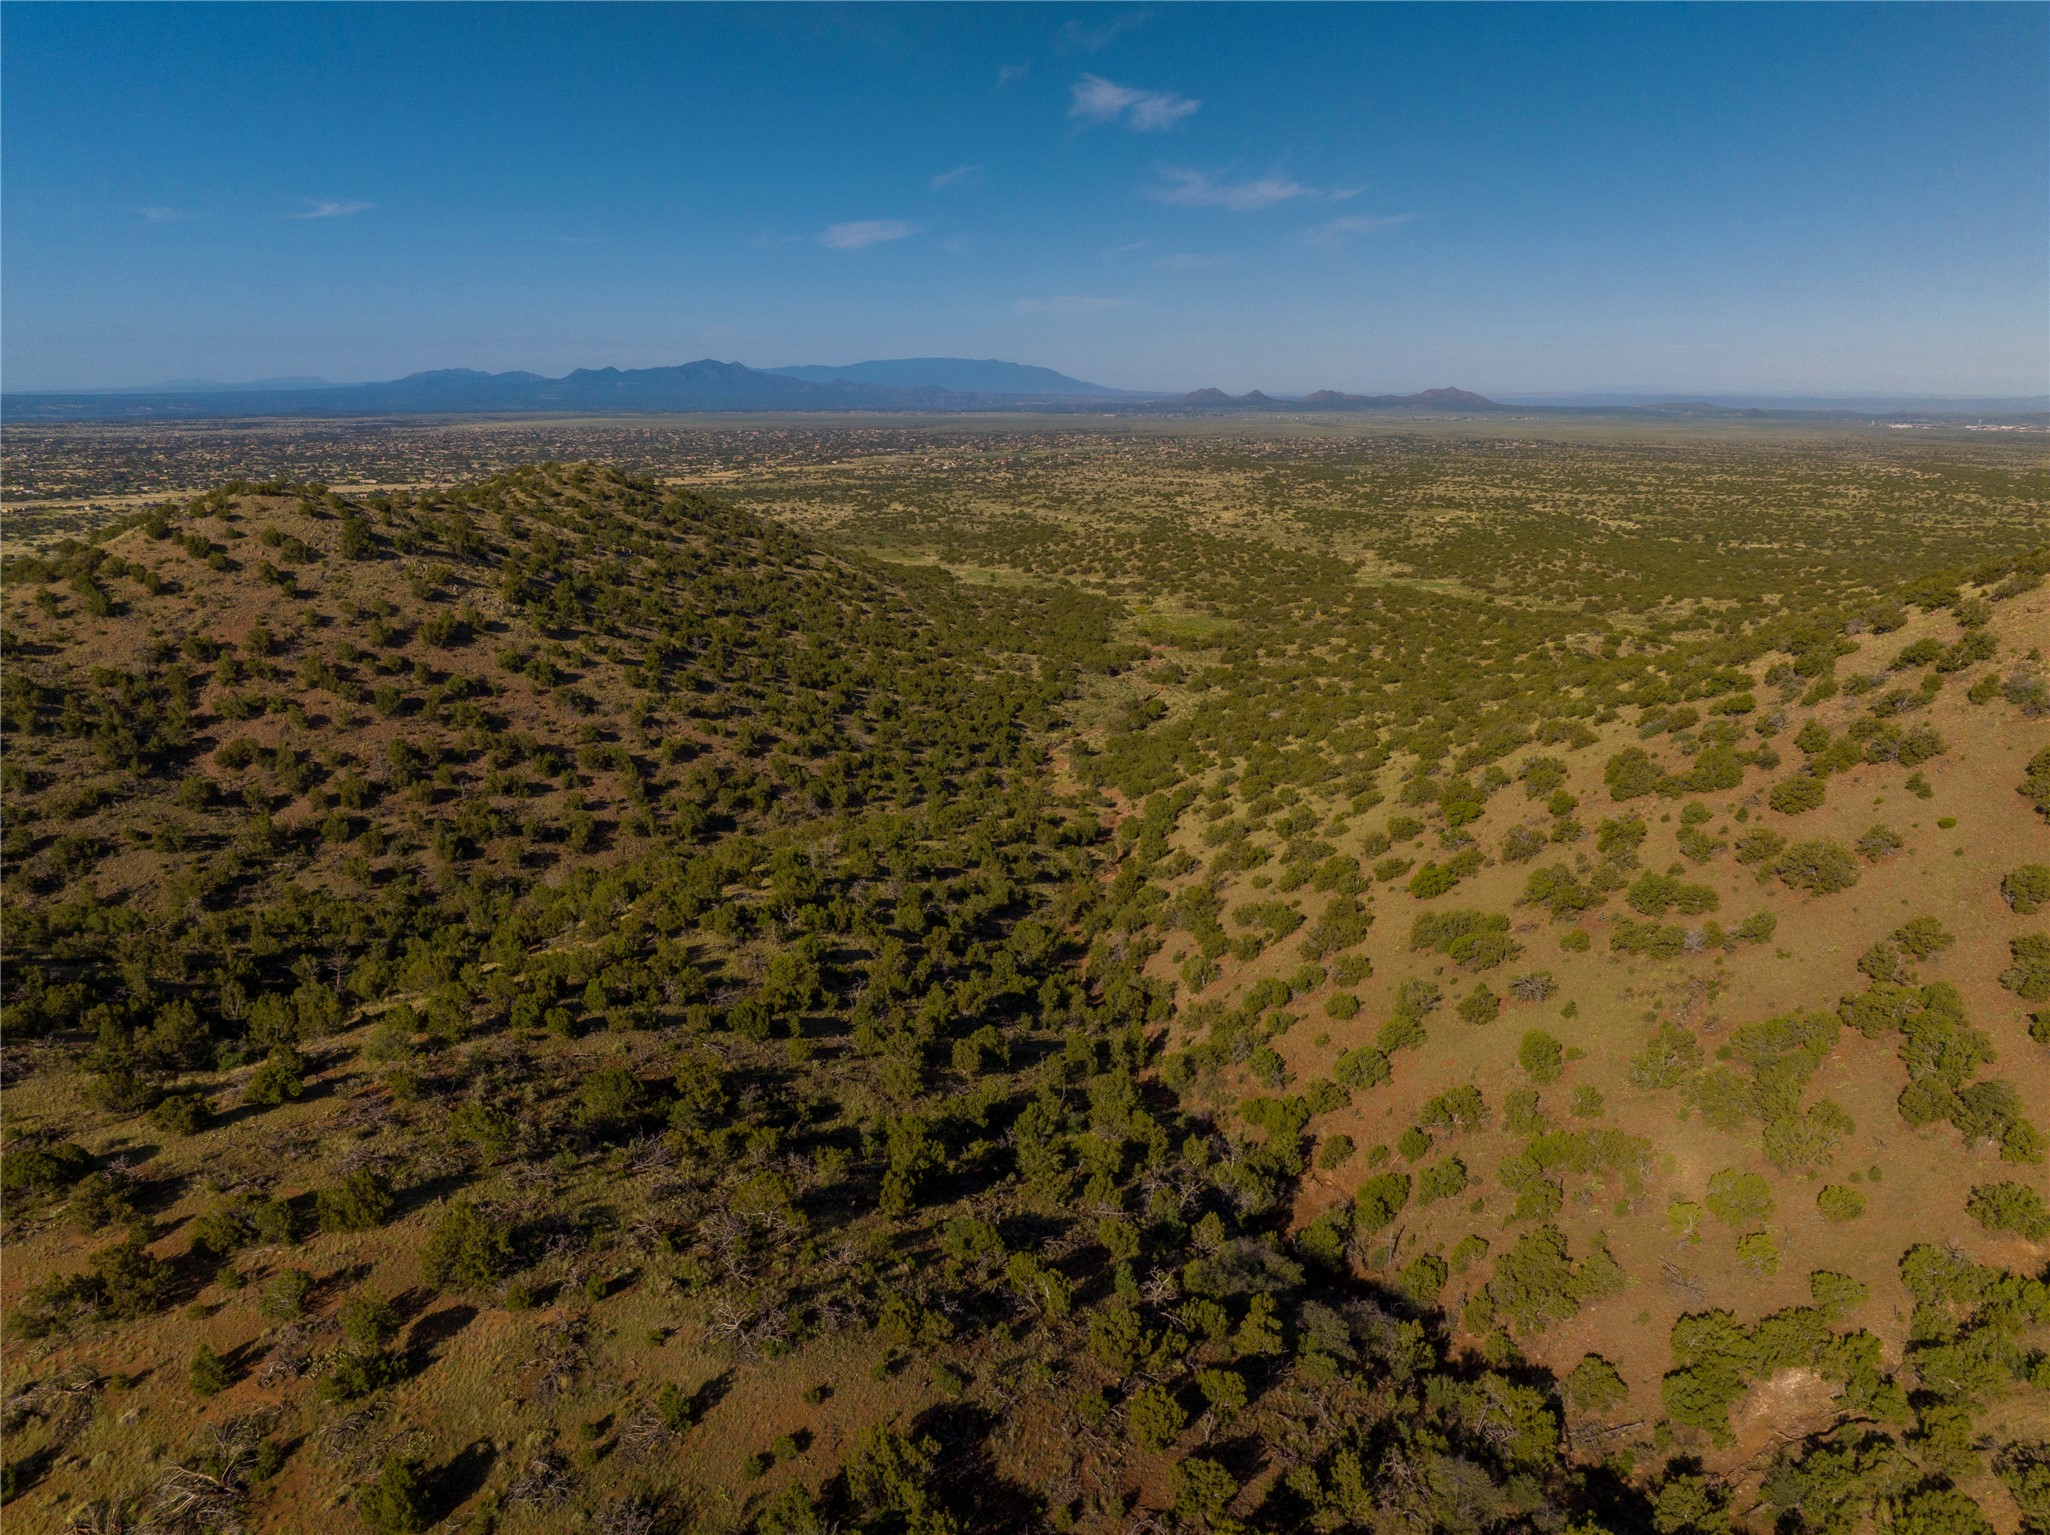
<box><xmin>4</xmin><ymin>3</ymin><xmax>2044</xmax><ymax>395</ymax></box>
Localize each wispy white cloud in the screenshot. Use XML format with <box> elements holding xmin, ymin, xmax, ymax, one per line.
<box><xmin>1104</xmin><ymin>239</ymin><xmax>1154</xmax><ymax>259</ymax></box>
<box><xmin>1014</xmin><ymin>295</ymin><xmax>1134</xmax><ymax>315</ymax></box>
<box><xmin>1151</xmin><ymin>168</ymin><xmax>1317</xmax><ymax>212</ymax></box>
<box><xmin>290</xmin><ymin>199</ymin><xmax>374</xmax><ymax>220</ymax></box>
<box><xmin>997</xmin><ymin>62</ymin><xmax>1031</xmax><ymax>87</ymax></box>
<box><xmin>929</xmin><ymin>165</ymin><xmax>982</xmax><ymax>192</ymax></box>
<box><xmin>820</xmin><ymin>219</ymin><xmax>918</xmax><ymax>250</ymax></box>
<box><xmin>1154</xmin><ymin>252</ymin><xmax>1232</xmax><ymax>270</ymax></box>
<box><xmin>1063</xmin><ymin>12</ymin><xmax>1149</xmax><ymax>52</ymax></box>
<box><xmin>140</xmin><ymin>206</ymin><xmax>187</xmax><ymax>225</ymax></box>
<box><xmin>1070</xmin><ymin>74</ymin><xmax>1198</xmax><ymax>132</ymax></box>
<box><xmin>1302</xmin><ymin>212</ymin><xmax>1416</xmax><ymax>251</ymax></box>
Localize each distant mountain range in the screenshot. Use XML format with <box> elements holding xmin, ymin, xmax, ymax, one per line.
<box><xmin>7</xmin><ymin>359</ymin><xmax>2037</xmax><ymax>423</ymax></box>
<box><xmin>765</xmin><ymin>357</ymin><xmax>1127</xmax><ymax>396</ymax></box>
<box><xmin>1</xmin><ymin>358</ymin><xmax>1509</xmax><ymax>422</ymax></box>
<box><xmin>3</xmin><ymin>361</ymin><xmax>985</xmax><ymax>421</ymax></box>
<box><xmin>1171</xmin><ymin>385</ymin><xmax>1502</xmax><ymax>413</ymax></box>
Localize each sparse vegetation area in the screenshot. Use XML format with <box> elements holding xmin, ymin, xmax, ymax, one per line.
<box><xmin>3</xmin><ymin>418</ymin><xmax>2047</xmax><ymax>1534</ymax></box>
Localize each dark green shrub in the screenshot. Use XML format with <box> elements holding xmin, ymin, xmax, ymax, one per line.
<box><xmin>2004</xmin><ymin>934</ymin><xmax>2050</xmax><ymax>1002</ymax></box>
<box><xmin>1</xmin><ymin>1140</ymin><xmax>94</xmax><ymax>1201</ymax></box>
<box><xmin>1525</xmin><ymin>1024</ymin><xmax>1566</xmax><ymax>1082</ymax></box>
<box><xmin>1417</xmin><ymin>1157</ymin><xmax>1468</xmax><ymax>1205</ymax></box>
<box><xmin>1354</xmin><ymin>1172</ymin><xmax>1411</xmax><ymax>1232</ymax></box>
<box><xmin>1776</xmin><ymin>840</ymin><xmax>1860</xmax><ymax>895</ymax></box>
<box><xmin>656</xmin><ymin>1380</ymin><xmax>697</xmax><ymax>1431</ymax></box>
<box><xmin>1315</xmin><ymin>1134</ymin><xmax>1355</xmax><ymax>1170</ymax></box>
<box><xmin>1816</xmin><ymin>1185</ymin><xmax>1865</xmax><ymax>1222</ymax></box>
<box><xmin>1605</xmin><ymin>748</ymin><xmax>1661</xmax><ymax>801</ymax></box>
<box><xmin>2004</xmin><ymin>865</ymin><xmax>2050</xmax><ymax>915</ymax></box>
<box><xmin>1894</xmin><ymin>915</ymin><xmax>1954</xmax><ymax>959</ymax></box>
<box><xmin>359</xmin><ymin>1454</ymin><xmax>432</xmax><ymax>1534</ymax></box>
<box><xmin>189</xmin><ymin>1344</ymin><xmax>230</xmax><ymax>1397</ymax></box>
<box><xmin>1966</xmin><ymin>1180</ymin><xmax>2050</xmax><ymax>1238</ymax></box>
<box><xmin>1127</xmin><ymin>1383</ymin><xmax>1187</xmax><ymax>1451</ymax></box>
<box><xmin>446</xmin><ymin>1101</ymin><xmax>519</xmax><ymax>1158</ymax></box>
<box><xmin>1768</xmin><ymin>776</ymin><xmax>1825</xmax><ymax>815</ymax></box>
<box><xmin>1734</xmin><ymin>828</ymin><xmax>1786</xmax><ymax>865</ymax></box>
<box><xmin>242</xmin><ymin>1047</ymin><xmax>309</xmax><ymax>1108</ymax></box>
<box><xmin>316</xmin><ymin>1169</ymin><xmax>396</xmax><ymax>1232</ymax></box>
<box><xmin>420</xmin><ymin>1201</ymin><xmax>515</xmax><ymax>1292</ymax></box>
<box><xmin>66</xmin><ymin>1171</ymin><xmax>135</xmax><ymax>1233</ymax></box>
<box><xmin>1457</xmin><ymin>983</ymin><xmax>1500</xmax><ymax>1026</ymax></box>
<box><xmin>149</xmin><ymin>1091</ymin><xmax>210</xmax><ymax>1135</ymax></box>
<box><xmin>1564</xmin><ymin>1354</ymin><xmax>1629</xmax><ymax>1413</ymax></box>
<box><xmin>1629</xmin><ymin>1025</ymin><xmax>1701</xmax><ymax>1089</ymax></box>
<box><xmin>574</xmin><ymin>1066</ymin><xmax>648</xmax><ymax>1138</ymax></box>
<box><xmin>1485</xmin><ymin>1223</ymin><xmax>1617</xmax><ymax>1334</ymax></box>
<box><xmin>1705</xmin><ymin>1169</ymin><xmax>1773</xmax><ymax>1225</ymax></box>
<box><xmin>261</xmin><ymin>1268</ymin><xmax>312</xmax><ymax>1321</ymax></box>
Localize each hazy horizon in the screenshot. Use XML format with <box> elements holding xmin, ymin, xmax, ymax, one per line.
<box><xmin>17</xmin><ymin>361</ymin><xmax>2050</xmax><ymax>412</ymax></box>
<box><xmin>4</xmin><ymin>4</ymin><xmax>2046</xmax><ymax>397</ymax></box>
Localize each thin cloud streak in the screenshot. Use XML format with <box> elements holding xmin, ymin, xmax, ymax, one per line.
<box><xmin>290</xmin><ymin>199</ymin><xmax>375</xmax><ymax>220</ymax></box>
<box><xmin>1151</xmin><ymin>169</ymin><xmax>1317</xmax><ymax>212</ymax></box>
<box><xmin>1014</xmin><ymin>295</ymin><xmax>1133</xmax><ymax>315</ymax></box>
<box><xmin>140</xmin><ymin>206</ymin><xmax>186</xmax><ymax>225</ymax></box>
<box><xmin>1069</xmin><ymin>75</ymin><xmax>1198</xmax><ymax>132</ymax></box>
<box><xmin>1062</xmin><ymin>12</ymin><xmax>1149</xmax><ymax>53</ymax></box>
<box><xmin>928</xmin><ymin>165</ymin><xmax>982</xmax><ymax>192</ymax></box>
<box><xmin>820</xmin><ymin>219</ymin><xmax>918</xmax><ymax>250</ymax></box>
<box><xmin>1302</xmin><ymin>212</ymin><xmax>1417</xmax><ymax>251</ymax></box>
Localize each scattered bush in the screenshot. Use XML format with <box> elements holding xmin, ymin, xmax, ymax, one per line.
<box><xmin>1519</xmin><ymin>1030</ymin><xmax>1564</xmax><ymax>1084</ymax></box>
<box><xmin>1735</xmin><ymin>1230</ymin><xmax>1780</xmax><ymax>1276</ymax></box>
<box><xmin>242</xmin><ymin>1047</ymin><xmax>309</xmax><ymax>1108</ymax></box>
<box><xmin>1457</xmin><ymin>983</ymin><xmax>1501</xmax><ymax>1026</ymax></box>
<box><xmin>1127</xmin><ymin>1384</ymin><xmax>1187</xmax><ymax>1452</ymax></box>
<box><xmin>1484</xmin><ymin>1224</ymin><xmax>1623</xmax><ymax>1334</ymax></box>
<box><xmin>1894</xmin><ymin>915</ymin><xmax>1954</xmax><ymax>960</ymax></box>
<box><xmin>316</xmin><ymin>1169</ymin><xmax>396</xmax><ymax>1233</ymax></box>
<box><xmin>1769</xmin><ymin>776</ymin><xmax>1826</xmax><ymax>816</ymax></box>
<box><xmin>1776</xmin><ymin>840</ymin><xmax>1860</xmax><ymax>895</ymax></box>
<box><xmin>2003</xmin><ymin>935</ymin><xmax>2050</xmax><ymax>1003</ymax></box>
<box><xmin>1629</xmin><ymin>1025</ymin><xmax>1701</xmax><ymax>1090</ymax></box>
<box><xmin>1354</xmin><ymin>1173</ymin><xmax>1411</xmax><ymax>1233</ymax></box>
<box><xmin>1417</xmin><ymin>1157</ymin><xmax>1469</xmax><ymax>1206</ymax></box>
<box><xmin>360</xmin><ymin>1454</ymin><xmax>433</xmax><ymax>1535</ymax></box>
<box><xmin>1965</xmin><ymin>1180</ymin><xmax>2050</xmax><ymax>1239</ymax></box>
<box><xmin>1705</xmin><ymin>1169</ymin><xmax>1773</xmax><ymax>1226</ymax></box>
<box><xmin>1564</xmin><ymin>1354</ymin><xmax>1629</xmax><ymax>1414</ymax></box>
<box><xmin>2005</xmin><ymin>864</ymin><xmax>2050</xmax><ymax>916</ymax></box>
<box><xmin>420</xmin><ymin>1201</ymin><xmax>516</xmax><ymax>1292</ymax></box>
<box><xmin>189</xmin><ymin>1344</ymin><xmax>230</xmax><ymax>1397</ymax></box>
<box><xmin>1816</xmin><ymin>1185</ymin><xmax>1865</xmax><ymax>1222</ymax></box>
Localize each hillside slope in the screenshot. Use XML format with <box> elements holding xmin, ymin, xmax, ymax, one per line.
<box><xmin>2</xmin><ymin>462</ymin><xmax>2047</xmax><ymax>1535</ymax></box>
